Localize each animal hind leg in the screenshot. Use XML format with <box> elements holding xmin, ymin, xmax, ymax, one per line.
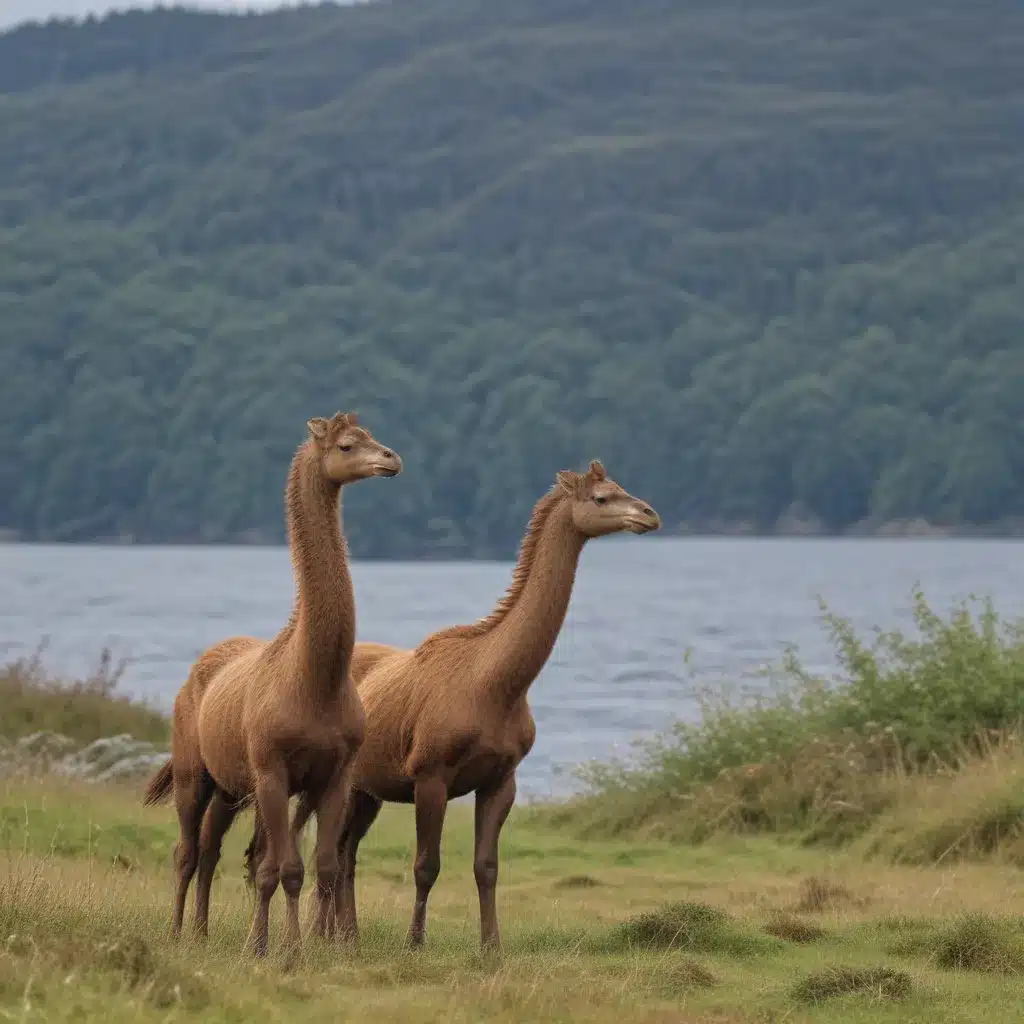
<box><xmin>251</xmin><ymin>760</ymin><xmax>304</xmax><ymax>957</ymax></box>
<box><xmin>473</xmin><ymin>772</ymin><xmax>517</xmax><ymax>950</ymax></box>
<box><xmin>172</xmin><ymin>767</ymin><xmax>215</xmax><ymax>937</ymax></box>
<box><xmin>192</xmin><ymin>789</ymin><xmax>239</xmax><ymax>939</ymax></box>
<box><xmin>308</xmin><ymin>758</ymin><xmax>358</xmax><ymax>940</ymax></box>
<box><xmin>336</xmin><ymin>789</ymin><xmax>382</xmax><ymax>942</ymax></box>
<box><xmin>245</xmin><ymin>796</ymin><xmax>313</xmax><ymax>918</ymax></box>
<box><xmin>408</xmin><ymin>775</ymin><xmax>448</xmax><ymax>948</ymax></box>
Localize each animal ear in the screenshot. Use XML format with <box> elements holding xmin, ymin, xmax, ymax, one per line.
<box><xmin>556</xmin><ymin>470</ymin><xmax>579</xmax><ymax>494</ymax></box>
<box><xmin>587</xmin><ymin>459</ymin><xmax>607</xmax><ymax>481</ymax></box>
<box><xmin>330</xmin><ymin>411</ymin><xmax>350</xmax><ymax>429</ymax></box>
<box><xmin>345</xmin><ymin>411</ymin><xmax>359</xmax><ymax>426</ymax></box>
<box><xmin>307</xmin><ymin>417</ymin><xmax>330</xmax><ymax>440</ymax></box>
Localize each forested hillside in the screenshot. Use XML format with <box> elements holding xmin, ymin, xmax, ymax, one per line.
<box><xmin>1</xmin><ymin>0</ymin><xmax>1023</xmax><ymax>555</ymax></box>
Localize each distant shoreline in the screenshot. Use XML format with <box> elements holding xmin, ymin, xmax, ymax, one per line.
<box><xmin>3</xmin><ymin>516</ymin><xmax>1024</xmax><ymax>553</ymax></box>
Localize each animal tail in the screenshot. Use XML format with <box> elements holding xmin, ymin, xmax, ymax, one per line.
<box><xmin>142</xmin><ymin>758</ymin><xmax>174</xmax><ymax>806</ymax></box>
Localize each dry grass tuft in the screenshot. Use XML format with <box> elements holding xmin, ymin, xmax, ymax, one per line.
<box><xmin>654</xmin><ymin>957</ymin><xmax>719</xmax><ymax>996</ymax></box>
<box><xmin>763</xmin><ymin>912</ymin><xmax>825</xmax><ymax>943</ymax></box>
<box><xmin>791</xmin><ymin>965</ymin><xmax>911</xmax><ymax>1003</ymax></box>
<box><xmin>862</xmin><ymin>733</ymin><xmax>1024</xmax><ymax>866</ymax></box>
<box><xmin>931</xmin><ymin>914</ymin><xmax>1024</xmax><ymax>974</ymax></box>
<box><xmin>609</xmin><ymin>901</ymin><xmax>775</xmax><ymax>957</ymax></box>
<box><xmin>554</xmin><ymin>874</ymin><xmax>602</xmax><ymax>890</ymax></box>
<box><xmin>793</xmin><ymin>875</ymin><xmax>856</xmax><ymax>913</ymax></box>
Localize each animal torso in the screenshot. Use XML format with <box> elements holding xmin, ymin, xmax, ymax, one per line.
<box><xmin>350</xmin><ymin>643</ymin><xmax>536</xmax><ymax>803</ymax></box>
<box><xmin>197</xmin><ymin>642</ymin><xmax>364</xmax><ymax>800</ymax></box>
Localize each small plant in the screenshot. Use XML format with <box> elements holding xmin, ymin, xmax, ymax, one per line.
<box><xmin>791</xmin><ymin>965</ymin><xmax>911</xmax><ymax>1002</ymax></box>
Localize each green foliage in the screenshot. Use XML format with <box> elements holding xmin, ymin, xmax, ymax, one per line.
<box><xmin>1</xmin><ymin>2</ymin><xmax>1024</xmax><ymax>551</ymax></box>
<box><xmin>545</xmin><ymin>591</ymin><xmax>1024</xmax><ymax>843</ymax></box>
<box><xmin>0</xmin><ymin>648</ymin><xmax>169</xmax><ymax>744</ymax></box>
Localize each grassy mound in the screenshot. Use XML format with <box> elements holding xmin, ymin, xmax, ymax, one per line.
<box><xmin>0</xmin><ymin>647</ymin><xmax>168</xmax><ymax>746</ymax></box>
<box><xmin>764</xmin><ymin>912</ymin><xmax>826</xmax><ymax>944</ymax></box>
<box><xmin>542</xmin><ymin>590</ymin><xmax>1024</xmax><ymax>855</ymax></box>
<box><xmin>791</xmin><ymin>965</ymin><xmax>912</xmax><ymax>1003</ymax></box>
<box><xmin>861</xmin><ymin>734</ymin><xmax>1024</xmax><ymax>865</ymax></box>
<box><xmin>888</xmin><ymin>914</ymin><xmax>1024</xmax><ymax>975</ymax></box>
<box><xmin>606</xmin><ymin>900</ymin><xmax>778</xmax><ymax>957</ymax></box>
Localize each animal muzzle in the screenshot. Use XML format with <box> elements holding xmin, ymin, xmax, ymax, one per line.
<box><xmin>373</xmin><ymin>450</ymin><xmax>403</xmax><ymax>477</ymax></box>
<box><xmin>625</xmin><ymin>505</ymin><xmax>661</xmax><ymax>533</ymax></box>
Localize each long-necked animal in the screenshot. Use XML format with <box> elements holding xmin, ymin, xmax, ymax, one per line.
<box><xmin>244</xmin><ymin>459</ymin><xmax>660</xmax><ymax>949</ymax></box>
<box><xmin>142</xmin><ymin>412</ymin><xmax>401</xmax><ymax>957</ymax></box>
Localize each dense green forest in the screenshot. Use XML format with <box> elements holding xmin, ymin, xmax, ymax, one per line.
<box><xmin>1</xmin><ymin>0</ymin><xmax>1023</xmax><ymax>556</ymax></box>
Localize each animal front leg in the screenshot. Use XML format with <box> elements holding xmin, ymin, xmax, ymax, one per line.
<box><xmin>474</xmin><ymin>772</ymin><xmax>517</xmax><ymax>950</ymax></box>
<box><xmin>193</xmin><ymin>789</ymin><xmax>239</xmax><ymax>939</ymax></box>
<box><xmin>252</xmin><ymin>763</ymin><xmax>304</xmax><ymax>957</ymax></box>
<box><xmin>408</xmin><ymin>776</ymin><xmax>448</xmax><ymax>947</ymax></box>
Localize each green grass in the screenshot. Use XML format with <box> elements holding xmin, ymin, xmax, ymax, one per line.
<box><xmin>2</xmin><ymin>776</ymin><xmax>1024</xmax><ymax>1022</ymax></box>
<box><xmin>542</xmin><ymin>591</ymin><xmax>1024</xmax><ymax>850</ymax></box>
<box><xmin>0</xmin><ymin>647</ymin><xmax>169</xmax><ymax>746</ymax></box>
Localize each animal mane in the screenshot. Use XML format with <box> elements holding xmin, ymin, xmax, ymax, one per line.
<box><xmin>419</xmin><ymin>484</ymin><xmax>567</xmax><ymax>650</ymax></box>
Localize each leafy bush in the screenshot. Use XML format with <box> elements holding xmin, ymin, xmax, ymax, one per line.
<box><xmin>545</xmin><ymin>591</ymin><xmax>1024</xmax><ymax>847</ymax></box>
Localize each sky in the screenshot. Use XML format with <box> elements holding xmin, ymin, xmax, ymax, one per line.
<box><xmin>0</xmin><ymin>0</ymin><xmax>306</xmax><ymax>31</ymax></box>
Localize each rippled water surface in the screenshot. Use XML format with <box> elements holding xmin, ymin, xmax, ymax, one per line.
<box><xmin>1</xmin><ymin>539</ymin><xmax>1021</xmax><ymax>796</ymax></box>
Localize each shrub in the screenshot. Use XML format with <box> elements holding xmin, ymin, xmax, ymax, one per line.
<box><xmin>0</xmin><ymin>646</ymin><xmax>168</xmax><ymax>745</ymax></box>
<box><xmin>546</xmin><ymin>590</ymin><xmax>1024</xmax><ymax>847</ymax></box>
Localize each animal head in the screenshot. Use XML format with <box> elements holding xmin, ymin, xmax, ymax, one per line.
<box><xmin>556</xmin><ymin>460</ymin><xmax>660</xmax><ymax>538</ymax></box>
<box><xmin>306</xmin><ymin>412</ymin><xmax>403</xmax><ymax>484</ymax></box>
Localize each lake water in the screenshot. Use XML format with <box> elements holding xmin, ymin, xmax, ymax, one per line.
<box><xmin>1</xmin><ymin>538</ymin><xmax>1021</xmax><ymax>797</ymax></box>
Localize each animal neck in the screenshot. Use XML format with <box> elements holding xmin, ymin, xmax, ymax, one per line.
<box><xmin>480</xmin><ymin>496</ymin><xmax>586</xmax><ymax>705</ymax></box>
<box><xmin>279</xmin><ymin>443</ymin><xmax>355</xmax><ymax>699</ymax></box>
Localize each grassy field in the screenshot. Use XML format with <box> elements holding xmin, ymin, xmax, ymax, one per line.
<box><xmin>0</xmin><ymin>775</ymin><xmax>1023</xmax><ymax>1023</ymax></box>
<box><xmin>1</xmin><ymin>594</ymin><xmax>1022</xmax><ymax>1021</ymax></box>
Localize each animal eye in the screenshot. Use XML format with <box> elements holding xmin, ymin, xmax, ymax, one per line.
<box><xmin>339</xmin><ymin>444</ymin><xmax>352</xmax><ymax>452</ymax></box>
<box><xmin>594</xmin><ymin>495</ymin><xmax>607</xmax><ymax>505</ymax></box>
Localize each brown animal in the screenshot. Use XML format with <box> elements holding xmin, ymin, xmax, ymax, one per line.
<box><xmin>142</xmin><ymin>412</ymin><xmax>401</xmax><ymax>957</ymax></box>
<box><xmin>244</xmin><ymin>459</ymin><xmax>660</xmax><ymax>949</ymax></box>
